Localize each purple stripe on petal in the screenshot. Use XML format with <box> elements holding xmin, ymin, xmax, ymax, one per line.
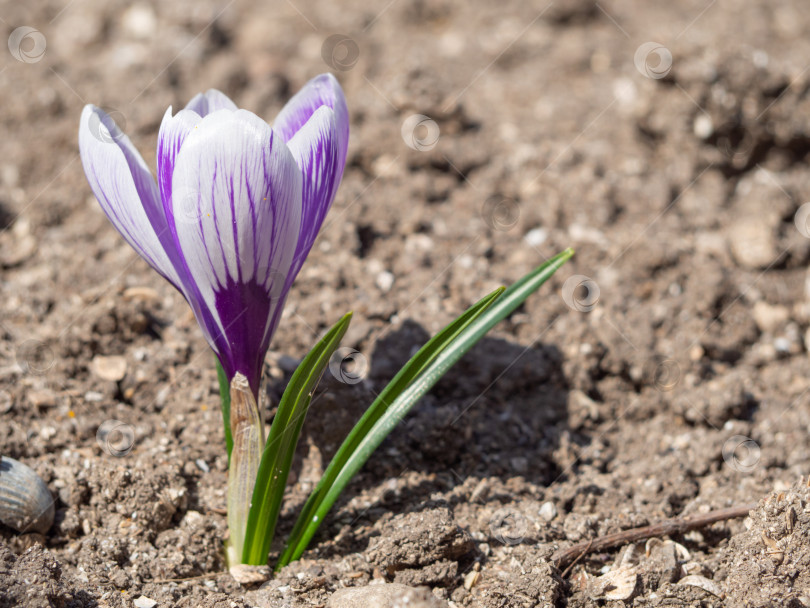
<box><xmin>274</xmin><ymin>74</ymin><xmax>349</xmax><ymax>172</ymax></box>
<box><xmin>157</xmin><ymin>107</ymin><xmax>201</xmax><ymax>241</ymax></box>
<box><xmin>284</xmin><ymin>105</ymin><xmax>340</xmax><ymax>280</ymax></box>
<box><xmin>78</xmin><ymin>105</ymin><xmax>187</xmax><ymax>291</ymax></box>
<box><xmin>170</xmin><ymin>108</ymin><xmax>302</xmax><ymax>395</ymax></box>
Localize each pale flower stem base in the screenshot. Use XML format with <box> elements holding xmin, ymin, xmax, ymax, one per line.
<box><xmin>226</xmin><ymin>373</ymin><xmax>265</xmax><ymax>566</ymax></box>
<box><xmin>225</xmin><ymin>537</ymin><xmax>239</xmax><ymax>568</ymax></box>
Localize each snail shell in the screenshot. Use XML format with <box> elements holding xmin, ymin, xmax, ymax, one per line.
<box><xmin>0</xmin><ymin>455</ymin><xmax>54</xmax><ymax>534</ymax></box>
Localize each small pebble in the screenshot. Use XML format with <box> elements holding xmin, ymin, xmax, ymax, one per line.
<box><xmin>133</xmin><ymin>596</ymin><xmax>157</xmax><ymax>608</ymax></box>
<box><xmin>328</xmin><ymin>583</ymin><xmax>448</xmax><ymax>608</ymax></box>
<box><xmin>121</xmin><ymin>3</ymin><xmax>156</xmax><ymax>39</ymax></box>
<box><xmin>27</xmin><ymin>389</ymin><xmax>57</xmax><ymax>408</ymax></box>
<box><xmin>195</xmin><ymin>458</ymin><xmax>210</xmax><ymax>473</ymax></box>
<box><xmin>92</xmin><ymin>355</ymin><xmax>127</xmax><ymax>382</ymax></box>
<box><xmin>693</xmin><ymin>114</ymin><xmax>713</xmax><ymax>139</ymax></box>
<box><xmin>123</xmin><ymin>286</ymin><xmax>159</xmax><ymax>301</ymax></box>
<box><xmin>524</xmin><ymin>227</ymin><xmax>548</xmax><ymax>247</ymax></box>
<box><xmin>752</xmin><ymin>301</ymin><xmax>789</xmax><ymax>333</ymax></box>
<box><xmin>539</xmin><ymin>501</ymin><xmax>558</xmax><ymax>522</ymax></box>
<box><xmin>774</xmin><ymin>337</ymin><xmax>791</xmax><ymax>353</ymax></box>
<box><xmin>729</xmin><ymin>219</ymin><xmax>778</xmax><ymax>269</ymax></box>
<box><xmin>376</xmin><ymin>271</ymin><xmax>394</xmax><ymax>293</ymax></box>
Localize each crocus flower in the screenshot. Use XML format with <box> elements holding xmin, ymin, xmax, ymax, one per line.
<box><xmin>79</xmin><ymin>74</ymin><xmax>349</xmax><ymax>397</ymax></box>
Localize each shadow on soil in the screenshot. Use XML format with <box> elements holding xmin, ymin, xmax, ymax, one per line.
<box><xmin>273</xmin><ymin>319</ymin><xmax>572</xmax><ymax>557</ymax></box>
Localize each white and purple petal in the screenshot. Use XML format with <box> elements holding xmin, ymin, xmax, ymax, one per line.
<box><xmin>184</xmin><ymin>89</ymin><xmax>238</xmax><ymax>117</ymax></box>
<box><xmin>274</xmin><ymin>74</ymin><xmax>349</xmax><ymax>279</ymax></box>
<box><xmin>157</xmin><ymin>107</ymin><xmax>202</xmax><ymax>239</ymax></box>
<box><xmin>170</xmin><ymin>109</ymin><xmax>302</xmax><ymax>393</ymax></box>
<box><xmin>79</xmin><ymin>105</ymin><xmax>186</xmax><ymax>290</ymax></box>
<box><xmin>157</xmin><ymin>91</ymin><xmax>238</xmax><ymax>245</ymax></box>
<box><xmin>274</xmin><ymin>73</ymin><xmax>349</xmax><ymax>172</ymax></box>
<box><xmin>284</xmin><ymin>105</ymin><xmax>340</xmax><ymax>278</ymax></box>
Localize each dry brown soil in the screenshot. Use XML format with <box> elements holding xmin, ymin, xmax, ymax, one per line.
<box><xmin>2</xmin><ymin>0</ymin><xmax>810</xmax><ymax>606</ymax></box>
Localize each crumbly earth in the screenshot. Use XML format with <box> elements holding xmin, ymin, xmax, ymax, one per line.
<box><xmin>1</xmin><ymin>0</ymin><xmax>810</xmax><ymax>606</ymax></box>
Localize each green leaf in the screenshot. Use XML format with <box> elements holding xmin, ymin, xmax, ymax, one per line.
<box><xmin>277</xmin><ymin>247</ymin><xmax>574</xmax><ymax>568</ymax></box>
<box><xmin>216</xmin><ymin>358</ymin><xmax>233</xmax><ymax>464</ymax></box>
<box><xmin>241</xmin><ymin>312</ymin><xmax>353</xmax><ymax>565</ymax></box>
<box><xmin>276</xmin><ymin>287</ymin><xmax>503</xmax><ymax>568</ymax></box>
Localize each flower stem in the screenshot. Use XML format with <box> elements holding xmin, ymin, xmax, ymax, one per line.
<box><xmin>226</xmin><ymin>373</ymin><xmax>265</xmax><ymax>566</ymax></box>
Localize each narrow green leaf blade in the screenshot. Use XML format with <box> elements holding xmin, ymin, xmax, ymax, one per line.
<box><xmin>276</xmin><ymin>287</ymin><xmax>504</xmax><ymax>568</ymax></box>
<box><xmin>242</xmin><ymin>312</ymin><xmax>353</xmax><ymax>565</ymax></box>
<box><xmin>216</xmin><ymin>359</ymin><xmax>233</xmax><ymax>463</ymax></box>
<box><xmin>279</xmin><ymin>248</ymin><xmax>573</xmax><ymax>566</ymax></box>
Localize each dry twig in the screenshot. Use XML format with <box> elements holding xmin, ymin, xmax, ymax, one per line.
<box><xmin>552</xmin><ymin>503</ymin><xmax>756</xmax><ymax>570</ymax></box>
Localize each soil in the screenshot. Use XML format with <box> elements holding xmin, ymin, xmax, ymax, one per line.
<box><xmin>2</xmin><ymin>0</ymin><xmax>810</xmax><ymax>606</ymax></box>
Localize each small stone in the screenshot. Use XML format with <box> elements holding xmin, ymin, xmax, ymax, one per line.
<box><xmin>328</xmin><ymin>583</ymin><xmax>449</xmax><ymax>608</ymax></box>
<box><xmin>752</xmin><ymin>301</ymin><xmax>789</xmax><ymax>333</ymax></box>
<box><xmin>229</xmin><ymin>564</ymin><xmax>270</xmax><ymax>585</ymax></box>
<box><xmin>123</xmin><ymin>287</ymin><xmax>159</xmax><ymax>301</ymax></box>
<box><xmin>463</xmin><ymin>569</ymin><xmax>480</xmax><ymax>591</ymax></box>
<box><xmin>27</xmin><ymin>389</ymin><xmax>57</xmax><ymax>408</ymax></box>
<box><xmin>91</xmin><ymin>355</ymin><xmax>127</xmax><ymax>382</ymax></box>
<box><xmin>195</xmin><ymin>458</ymin><xmax>210</xmax><ymax>473</ymax></box>
<box><xmin>376</xmin><ymin>271</ymin><xmax>395</xmax><ymax>293</ymax></box>
<box><xmin>524</xmin><ymin>227</ymin><xmax>548</xmax><ymax>247</ymax></box>
<box><xmin>693</xmin><ymin>114</ymin><xmax>713</xmax><ymax>139</ymax></box>
<box><xmin>133</xmin><ymin>596</ymin><xmax>157</xmax><ymax>608</ymax></box>
<box><xmin>539</xmin><ymin>501</ymin><xmax>558</xmax><ymax>522</ymax></box>
<box><xmin>122</xmin><ymin>3</ymin><xmax>156</xmax><ymax>39</ymax></box>
<box><xmin>0</xmin><ymin>219</ymin><xmax>36</xmax><ymax>267</ymax></box>
<box><xmin>774</xmin><ymin>336</ymin><xmax>792</xmax><ymax>353</ymax></box>
<box><xmin>729</xmin><ymin>219</ymin><xmax>779</xmax><ymax>269</ymax></box>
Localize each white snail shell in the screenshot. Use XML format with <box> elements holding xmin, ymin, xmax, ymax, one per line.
<box><xmin>0</xmin><ymin>456</ymin><xmax>54</xmax><ymax>534</ymax></box>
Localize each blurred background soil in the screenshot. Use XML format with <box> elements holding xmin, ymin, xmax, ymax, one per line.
<box><xmin>2</xmin><ymin>0</ymin><xmax>810</xmax><ymax>606</ymax></box>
